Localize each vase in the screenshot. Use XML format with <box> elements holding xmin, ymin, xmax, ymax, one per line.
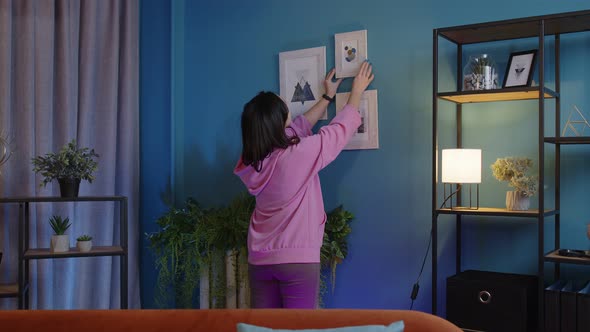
<box><xmin>506</xmin><ymin>191</ymin><xmax>530</xmax><ymax>211</ymax></box>
<box><xmin>225</xmin><ymin>249</ymin><xmax>238</xmax><ymax>309</ymax></box>
<box><xmin>463</xmin><ymin>54</ymin><xmax>498</xmax><ymax>91</ymax></box>
<box><xmin>237</xmin><ymin>248</ymin><xmax>250</xmax><ymax>308</ymax></box>
<box><xmin>199</xmin><ymin>264</ymin><xmax>210</xmax><ymax>309</ymax></box>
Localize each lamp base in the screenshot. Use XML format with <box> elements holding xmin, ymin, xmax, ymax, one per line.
<box><xmin>443</xmin><ymin>183</ymin><xmax>479</xmax><ymax>210</ymax></box>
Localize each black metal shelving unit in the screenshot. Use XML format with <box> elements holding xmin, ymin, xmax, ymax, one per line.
<box><xmin>432</xmin><ymin>9</ymin><xmax>590</xmax><ymax>330</ymax></box>
<box><xmin>0</xmin><ymin>196</ymin><xmax>128</xmax><ymax>309</ymax></box>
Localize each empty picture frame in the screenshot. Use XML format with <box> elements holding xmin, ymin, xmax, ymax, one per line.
<box><xmin>279</xmin><ymin>46</ymin><xmax>327</xmax><ymax>120</ymax></box>
<box><xmin>335</xmin><ymin>30</ymin><xmax>368</xmax><ymax>78</ymax></box>
<box><xmin>335</xmin><ymin>90</ymin><xmax>379</xmax><ymax>150</ymax></box>
<box><xmin>503</xmin><ymin>49</ymin><xmax>537</xmax><ymax>88</ymax></box>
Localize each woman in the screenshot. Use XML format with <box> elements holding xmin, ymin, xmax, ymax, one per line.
<box><xmin>234</xmin><ymin>61</ymin><xmax>374</xmax><ymax>308</ymax></box>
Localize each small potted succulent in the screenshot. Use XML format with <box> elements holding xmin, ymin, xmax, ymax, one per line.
<box><xmin>76</xmin><ymin>235</ymin><xmax>93</xmax><ymax>252</ymax></box>
<box><xmin>49</xmin><ymin>215</ymin><xmax>71</xmax><ymax>252</ymax></box>
<box><xmin>31</xmin><ymin>139</ymin><xmax>99</xmax><ymax>197</ymax></box>
<box><xmin>491</xmin><ymin>157</ymin><xmax>538</xmax><ymax>211</ymax></box>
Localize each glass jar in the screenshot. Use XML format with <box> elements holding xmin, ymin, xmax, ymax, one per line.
<box><xmin>463</xmin><ymin>54</ymin><xmax>498</xmax><ymax>91</ymax></box>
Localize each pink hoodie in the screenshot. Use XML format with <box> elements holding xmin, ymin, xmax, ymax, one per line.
<box><xmin>234</xmin><ymin>104</ymin><xmax>361</xmax><ymax>265</ymax></box>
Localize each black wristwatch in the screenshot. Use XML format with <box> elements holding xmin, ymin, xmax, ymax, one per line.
<box><xmin>322</xmin><ymin>94</ymin><xmax>335</xmax><ymax>102</ymax></box>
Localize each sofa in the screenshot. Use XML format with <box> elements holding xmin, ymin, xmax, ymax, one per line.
<box><xmin>0</xmin><ymin>309</ymin><xmax>461</xmax><ymax>332</ymax></box>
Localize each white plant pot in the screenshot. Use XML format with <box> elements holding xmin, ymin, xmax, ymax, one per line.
<box><xmin>77</xmin><ymin>240</ymin><xmax>93</xmax><ymax>252</ymax></box>
<box><xmin>50</xmin><ymin>235</ymin><xmax>70</xmax><ymax>253</ymax></box>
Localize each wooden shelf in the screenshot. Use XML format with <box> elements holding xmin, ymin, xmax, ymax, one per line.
<box><xmin>545</xmin><ymin>250</ymin><xmax>590</xmax><ymax>265</ymax></box>
<box><xmin>0</xmin><ymin>283</ymin><xmax>19</xmax><ymax>298</ymax></box>
<box><xmin>437</xmin><ymin>207</ymin><xmax>558</xmax><ymax>218</ymax></box>
<box><xmin>24</xmin><ymin>246</ymin><xmax>125</xmax><ymax>260</ymax></box>
<box><xmin>438</xmin><ymin>87</ymin><xmax>557</xmax><ymax>104</ymax></box>
<box><xmin>544</xmin><ymin>136</ymin><xmax>590</xmax><ymax>145</ymax></box>
<box><xmin>438</xmin><ymin>10</ymin><xmax>590</xmax><ymax>44</ymax></box>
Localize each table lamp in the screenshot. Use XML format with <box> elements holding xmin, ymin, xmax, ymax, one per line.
<box><xmin>442</xmin><ymin>148</ymin><xmax>482</xmax><ymax>209</ymax></box>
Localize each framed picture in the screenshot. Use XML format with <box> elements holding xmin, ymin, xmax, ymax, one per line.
<box><xmin>334</xmin><ymin>30</ymin><xmax>368</xmax><ymax>79</ymax></box>
<box><xmin>279</xmin><ymin>46</ymin><xmax>327</xmax><ymax>120</ymax></box>
<box><xmin>335</xmin><ymin>90</ymin><xmax>379</xmax><ymax>150</ymax></box>
<box><xmin>502</xmin><ymin>50</ymin><xmax>537</xmax><ymax>88</ymax></box>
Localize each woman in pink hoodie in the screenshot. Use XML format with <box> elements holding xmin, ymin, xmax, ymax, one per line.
<box><xmin>234</xmin><ymin>61</ymin><xmax>374</xmax><ymax>308</ymax></box>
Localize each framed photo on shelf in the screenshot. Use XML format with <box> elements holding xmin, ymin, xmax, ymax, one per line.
<box><xmin>335</xmin><ymin>90</ymin><xmax>379</xmax><ymax>150</ymax></box>
<box><xmin>503</xmin><ymin>49</ymin><xmax>537</xmax><ymax>88</ymax></box>
<box><xmin>334</xmin><ymin>30</ymin><xmax>368</xmax><ymax>78</ymax></box>
<box><xmin>279</xmin><ymin>46</ymin><xmax>327</xmax><ymax>120</ymax></box>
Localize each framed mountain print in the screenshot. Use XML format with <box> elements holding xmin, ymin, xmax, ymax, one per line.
<box><xmin>279</xmin><ymin>46</ymin><xmax>327</xmax><ymax>119</ymax></box>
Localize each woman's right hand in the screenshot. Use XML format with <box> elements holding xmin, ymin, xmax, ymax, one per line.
<box><xmin>348</xmin><ymin>61</ymin><xmax>374</xmax><ymax>108</ymax></box>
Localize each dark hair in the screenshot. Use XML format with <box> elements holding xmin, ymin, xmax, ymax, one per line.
<box><xmin>241</xmin><ymin>91</ymin><xmax>300</xmax><ymax>172</ymax></box>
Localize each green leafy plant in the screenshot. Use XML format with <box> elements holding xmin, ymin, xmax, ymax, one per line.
<box><xmin>49</xmin><ymin>216</ymin><xmax>71</xmax><ymax>235</ymax></box>
<box><xmin>491</xmin><ymin>157</ymin><xmax>539</xmax><ymax>197</ymax></box>
<box><xmin>31</xmin><ymin>139</ymin><xmax>99</xmax><ymax>187</ymax></box>
<box><xmin>320</xmin><ymin>205</ymin><xmax>355</xmax><ymax>298</ymax></box>
<box><xmin>146</xmin><ymin>192</ymin><xmax>256</xmax><ymax>309</ymax></box>
<box><xmin>146</xmin><ymin>198</ymin><xmax>204</xmax><ymax>308</ymax></box>
<box><xmin>147</xmin><ymin>194</ymin><xmax>354</xmax><ymax>309</ymax></box>
<box><xmin>197</xmin><ymin>192</ymin><xmax>254</xmax><ymax>308</ymax></box>
<box><xmin>76</xmin><ymin>234</ymin><xmax>92</xmax><ymax>241</ymax></box>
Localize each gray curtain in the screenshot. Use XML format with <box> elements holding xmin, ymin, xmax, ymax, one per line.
<box><xmin>0</xmin><ymin>0</ymin><xmax>139</xmax><ymax>309</ymax></box>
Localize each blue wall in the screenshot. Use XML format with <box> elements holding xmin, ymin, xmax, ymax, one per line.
<box><xmin>139</xmin><ymin>0</ymin><xmax>172</xmax><ymax>309</ymax></box>
<box><xmin>140</xmin><ymin>0</ymin><xmax>590</xmax><ymax>312</ymax></box>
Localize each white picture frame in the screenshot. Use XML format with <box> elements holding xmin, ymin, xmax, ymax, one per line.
<box><xmin>335</xmin><ymin>30</ymin><xmax>368</xmax><ymax>79</ymax></box>
<box><xmin>279</xmin><ymin>46</ymin><xmax>327</xmax><ymax>120</ymax></box>
<box><xmin>335</xmin><ymin>90</ymin><xmax>379</xmax><ymax>150</ymax></box>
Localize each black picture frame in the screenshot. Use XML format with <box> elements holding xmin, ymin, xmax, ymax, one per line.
<box><xmin>502</xmin><ymin>49</ymin><xmax>538</xmax><ymax>88</ymax></box>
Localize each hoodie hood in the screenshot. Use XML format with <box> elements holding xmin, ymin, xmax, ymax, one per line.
<box><xmin>233</xmin><ymin>152</ymin><xmax>280</xmax><ymax>196</ymax></box>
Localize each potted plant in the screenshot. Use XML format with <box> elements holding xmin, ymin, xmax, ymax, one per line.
<box><xmin>320</xmin><ymin>205</ymin><xmax>355</xmax><ymax>304</ymax></box>
<box><xmin>205</xmin><ymin>192</ymin><xmax>253</xmax><ymax>309</ymax></box>
<box><xmin>76</xmin><ymin>234</ymin><xmax>93</xmax><ymax>252</ymax></box>
<box><xmin>31</xmin><ymin>139</ymin><xmax>99</xmax><ymax>197</ymax></box>
<box><xmin>491</xmin><ymin>157</ymin><xmax>539</xmax><ymax>211</ymax></box>
<box><xmin>146</xmin><ymin>198</ymin><xmax>205</xmax><ymax>308</ymax></box>
<box><xmin>49</xmin><ymin>215</ymin><xmax>71</xmax><ymax>252</ymax></box>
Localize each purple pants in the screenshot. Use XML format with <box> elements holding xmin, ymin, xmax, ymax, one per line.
<box><xmin>249</xmin><ymin>263</ymin><xmax>320</xmax><ymax>309</ymax></box>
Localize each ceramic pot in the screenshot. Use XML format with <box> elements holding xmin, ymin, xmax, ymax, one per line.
<box><xmin>76</xmin><ymin>240</ymin><xmax>92</xmax><ymax>252</ymax></box>
<box><xmin>50</xmin><ymin>235</ymin><xmax>70</xmax><ymax>252</ymax></box>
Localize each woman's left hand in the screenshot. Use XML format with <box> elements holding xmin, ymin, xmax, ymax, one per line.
<box><xmin>324</xmin><ymin>68</ymin><xmax>343</xmax><ymax>98</ymax></box>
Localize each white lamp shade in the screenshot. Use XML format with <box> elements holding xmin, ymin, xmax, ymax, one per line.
<box><xmin>441</xmin><ymin>149</ymin><xmax>482</xmax><ymax>184</ymax></box>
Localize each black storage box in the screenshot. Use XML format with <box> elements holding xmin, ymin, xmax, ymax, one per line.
<box><xmin>578</xmin><ymin>281</ymin><xmax>590</xmax><ymax>332</ymax></box>
<box><xmin>446</xmin><ymin>270</ymin><xmax>538</xmax><ymax>332</ymax></box>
